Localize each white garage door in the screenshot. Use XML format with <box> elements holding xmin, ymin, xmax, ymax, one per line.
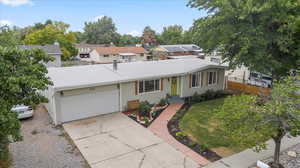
<box><xmin>59</xmin><ymin>85</ymin><xmax>119</xmax><ymax>123</ymax></box>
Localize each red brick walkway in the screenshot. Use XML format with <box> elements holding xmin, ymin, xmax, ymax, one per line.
<box><xmin>148</xmin><ymin>104</ymin><xmax>210</xmax><ymax>166</ymax></box>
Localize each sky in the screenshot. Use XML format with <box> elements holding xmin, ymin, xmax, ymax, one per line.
<box><xmin>0</xmin><ymin>0</ymin><xmax>206</xmax><ymax>36</ymax></box>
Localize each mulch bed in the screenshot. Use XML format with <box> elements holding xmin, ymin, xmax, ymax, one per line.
<box><xmin>124</xmin><ymin>106</ymin><xmax>167</xmax><ymax>128</ymax></box>
<box><xmin>167</xmin><ymin>103</ymin><xmax>222</xmax><ymax>162</ymax></box>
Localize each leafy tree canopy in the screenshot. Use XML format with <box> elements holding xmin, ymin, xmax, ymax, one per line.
<box><xmin>216</xmin><ymin>75</ymin><xmax>300</xmax><ymax>167</ymax></box>
<box><xmin>119</xmin><ymin>34</ymin><xmax>140</xmax><ymax>46</ymax></box>
<box><xmin>159</xmin><ymin>25</ymin><xmax>183</xmax><ymax>45</ymax></box>
<box><xmin>24</xmin><ymin>24</ymin><xmax>78</xmax><ymax>61</ymax></box>
<box><xmin>83</xmin><ymin>16</ymin><xmax>120</xmax><ymax>45</ymax></box>
<box><xmin>189</xmin><ymin>0</ymin><xmax>300</xmax><ymax>78</ymax></box>
<box><xmin>141</xmin><ymin>26</ymin><xmax>157</xmax><ymax>46</ymax></box>
<box><xmin>0</xmin><ymin>26</ymin><xmax>22</xmax><ymax>47</ymax></box>
<box><xmin>0</xmin><ymin>47</ymin><xmax>52</xmax><ymax>160</ymax></box>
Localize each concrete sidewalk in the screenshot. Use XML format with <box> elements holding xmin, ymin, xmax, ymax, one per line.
<box><xmin>204</xmin><ymin>136</ymin><xmax>300</xmax><ymax>168</ymax></box>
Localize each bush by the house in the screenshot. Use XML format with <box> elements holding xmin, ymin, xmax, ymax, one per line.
<box><xmin>191</xmin><ymin>92</ymin><xmax>203</xmax><ymax>102</ymax></box>
<box><xmin>190</xmin><ymin>90</ymin><xmax>227</xmax><ymax>103</ymax></box>
<box><xmin>138</xmin><ymin>101</ymin><xmax>152</xmax><ymax>117</ymax></box>
<box><xmin>158</xmin><ymin>98</ymin><xmax>167</xmax><ymax>106</ymax></box>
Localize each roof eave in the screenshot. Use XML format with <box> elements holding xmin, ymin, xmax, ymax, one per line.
<box><xmin>51</xmin><ymin>64</ymin><xmax>227</xmax><ymax>92</ymax></box>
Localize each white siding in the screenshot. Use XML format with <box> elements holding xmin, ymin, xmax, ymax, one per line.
<box><xmin>181</xmin><ymin>69</ymin><xmax>225</xmax><ymax>97</ymax></box>
<box><xmin>120</xmin><ymin>79</ymin><xmax>171</xmax><ymax>111</ymax></box>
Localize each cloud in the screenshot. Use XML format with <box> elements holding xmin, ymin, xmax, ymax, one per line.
<box><xmin>0</xmin><ymin>0</ymin><xmax>34</xmax><ymax>6</ymax></box>
<box><xmin>127</xmin><ymin>30</ymin><xmax>140</xmax><ymax>36</ymax></box>
<box><xmin>0</xmin><ymin>20</ymin><xmax>12</xmax><ymax>26</ymax></box>
<box><xmin>94</xmin><ymin>15</ymin><xmax>105</xmax><ymax>21</ymax></box>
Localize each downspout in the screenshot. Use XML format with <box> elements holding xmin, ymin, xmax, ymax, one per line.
<box><xmin>119</xmin><ymin>83</ymin><xmax>122</xmax><ymax>112</ymax></box>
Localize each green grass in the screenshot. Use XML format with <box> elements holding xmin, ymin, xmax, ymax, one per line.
<box><xmin>179</xmin><ymin>98</ymin><xmax>245</xmax><ymax>157</ymax></box>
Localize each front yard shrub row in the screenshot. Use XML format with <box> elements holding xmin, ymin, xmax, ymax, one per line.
<box><xmin>189</xmin><ymin>90</ymin><xmax>228</xmax><ymax>103</ymax></box>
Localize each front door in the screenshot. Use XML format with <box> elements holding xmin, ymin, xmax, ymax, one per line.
<box><xmin>171</xmin><ymin>77</ymin><xmax>177</xmax><ymax>96</ymax></box>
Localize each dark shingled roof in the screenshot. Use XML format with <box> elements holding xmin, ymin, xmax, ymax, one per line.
<box><xmin>19</xmin><ymin>45</ymin><xmax>62</xmax><ymax>54</ymax></box>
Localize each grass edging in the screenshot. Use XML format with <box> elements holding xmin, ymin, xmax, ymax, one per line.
<box><xmin>167</xmin><ymin>103</ymin><xmax>222</xmax><ymax>162</ymax></box>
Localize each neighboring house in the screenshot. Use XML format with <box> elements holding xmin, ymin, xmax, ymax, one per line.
<box><xmin>204</xmin><ymin>53</ymin><xmax>273</xmax><ymax>87</ymax></box>
<box><xmin>43</xmin><ymin>58</ymin><xmax>227</xmax><ymax>125</ymax></box>
<box><xmin>75</xmin><ymin>44</ymin><xmax>111</xmax><ymax>59</ymax></box>
<box><xmin>79</xmin><ymin>46</ymin><xmax>148</xmax><ymax>63</ymax></box>
<box><xmin>153</xmin><ymin>44</ymin><xmax>204</xmax><ymax>60</ymax></box>
<box><xmin>19</xmin><ymin>45</ymin><xmax>62</xmax><ymax>67</ymax></box>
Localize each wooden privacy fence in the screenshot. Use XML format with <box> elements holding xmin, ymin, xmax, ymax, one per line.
<box><xmin>227</xmin><ymin>80</ymin><xmax>270</xmax><ymax>96</ymax></box>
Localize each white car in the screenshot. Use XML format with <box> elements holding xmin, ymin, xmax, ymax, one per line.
<box><xmin>11</xmin><ymin>105</ymin><xmax>34</xmax><ymax>119</ymax></box>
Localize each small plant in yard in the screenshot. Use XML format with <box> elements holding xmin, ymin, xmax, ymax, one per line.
<box><xmin>158</xmin><ymin>98</ymin><xmax>167</xmax><ymax>106</ymax></box>
<box><xmin>199</xmin><ymin>144</ymin><xmax>208</xmax><ymax>153</ymax></box>
<box><xmin>202</xmin><ymin>89</ymin><xmax>217</xmax><ymax>100</ymax></box>
<box><xmin>141</xmin><ymin>117</ymin><xmax>150</xmax><ymax>125</ymax></box>
<box><xmin>175</xmin><ymin>131</ymin><xmax>187</xmax><ymax>139</ymax></box>
<box><xmin>191</xmin><ymin>92</ymin><xmax>203</xmax><ymax>102</ymax></box>
<box><xmin>138</xmin><ymin>101</ymin><xmax>152</xmax><ymax>118</ymax></box>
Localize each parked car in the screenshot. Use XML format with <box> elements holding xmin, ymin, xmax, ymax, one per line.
<box><xmin>248</xmin><ymin>72</ymin><xmax>272</xmax><ymax>88</ymax></box>
<box><xmin>11</xmin><ymin>105</ymin><xmax>34</xmax><ymax>119</ymax></box>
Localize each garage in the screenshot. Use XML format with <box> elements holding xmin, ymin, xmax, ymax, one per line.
<box><xmin>58</xmin><ymin>85</ymin><xmax>120</xmax><ymax>123</ymax></box>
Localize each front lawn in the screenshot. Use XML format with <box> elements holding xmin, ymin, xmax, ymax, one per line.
<box><xmin>179</xmin><ymin>98</ymin><xmax>245</xmax><ymax>157</ymax></box>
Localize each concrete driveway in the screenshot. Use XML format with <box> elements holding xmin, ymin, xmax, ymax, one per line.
<box><xmin>63</xmin><ymin>113</ymin><xmax>200</xmax><ymax>168</ymax></box>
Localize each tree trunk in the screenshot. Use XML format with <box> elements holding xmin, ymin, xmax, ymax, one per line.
<box><xmin>273</xmin><ymin>138</ymin><xmax>281</xmax><ymax>168</ymax></box>
<box><xmin>271</xmin><ymin>128</ymin><xmax>285</xmax><ymax>168</ymax></box>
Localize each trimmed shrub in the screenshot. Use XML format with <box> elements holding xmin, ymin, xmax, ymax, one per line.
<box><xmin>158</xmin><ymin>98</ymin><xmax>167</xmax><ymax>106</ymax></box>
<box><xmin>138</xmin><ymin>101</ymin><xmax>151</xmax><ymax>117</ymax></box>
<box><xmin>191</xmin><ymin>92</ymin><xmax>203</xmax><ymax>102</ymax></box>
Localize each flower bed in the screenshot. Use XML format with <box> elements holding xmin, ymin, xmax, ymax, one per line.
<box><xmin>125</xmin><ymin>103</ymin><xmax>168</xmax><ymax>128</ymax></box>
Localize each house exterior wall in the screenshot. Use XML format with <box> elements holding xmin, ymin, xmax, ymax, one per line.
<box><xmin>120</xmin><ymin>78</ymin><xmax>171</xmax><ymax>111</ymax></box>
<box><xmin>181</xmin><ymin>68</ymin><xmax>225</xmax><ymax>97</ymax></box>
<box><xmin>88</xmin><ymin>50</ymin><xmax>147</xmax><ymax>63</ymax></box>
<box><xmin>120</xmin><ymin>68</ymin><xmax>225</xmax><ymax>111</ymax></box>
<box><xmin>45</xmin><ymin>68</ymin><xmax>226</xmax><ymax>124</ymax></box>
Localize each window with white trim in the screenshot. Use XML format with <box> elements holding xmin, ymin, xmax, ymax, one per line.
<box><xmin>139</xmin><ymin>79</ymin><xmax>160</xmax><ymax>93</ymax></box>
<box><xmin>192</xmin><ymin>72</ymin><xmax>201</xmax><ymax>88</ymax></box>
<box><xmin>208</xmin><ymin>71</ymin><xmax>217</xmax><ymax>85</ymax></box>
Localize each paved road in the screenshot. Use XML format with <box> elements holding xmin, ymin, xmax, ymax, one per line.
<box><xmin>63</xmin><ymin>112</ymin><xmax>200</xmax><ymax>168</ymax></box>
<box><xmin>9</xmin><ymin>105</ymin><xmax>87</xmax><ymax>168</ymax></box>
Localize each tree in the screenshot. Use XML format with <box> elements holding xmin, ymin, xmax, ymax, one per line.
<box><xmin>0</xmin><ymin>26</ymin><xmax>22</xmax><ymax>47</ymax></box>
<box><xmin>119</xmin><ymin>34</ymin><xmax>140</xmax><ymax>46</ymax></box>
<box><xmin>0</xmin><ymin>47</ymin><xmax>52</xmax><ymax>162</ymax></box>
<box><xmin>182</xmin><ymin>28</ymin><xmax>195</xmax><ymax>44</ymax></box>
<box><xmin>74</xmin><ymin>31</ymin><xmax>86</xmax><ymax>43</ymax></box>
<box><xmin>160</xmin><ymin>25</ymin><xmax>183</xmax><ymax>45</ymax></box>
<box><xmin>141</xmin><ymin>26</ymin><xmax>157</xmax><ymax>46</ymax></box>
<box><xmin>24</xmin><ymin>24</ymin><xmax>78</xmax><ymax>60</ymax></box>
<box><xmin>216</xmin><ymin>76</ymin><xmax>300</xmax><ymax>168</ymax></box>
<box><xmin>83</xmin><ymin>16</ymin><xmax>120</xmax><ymax>45</ymax></box>
<box><xmin>189</xmin><ymin>0</ymin><xmax>300</xmax><ymax>79</ymax></box>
